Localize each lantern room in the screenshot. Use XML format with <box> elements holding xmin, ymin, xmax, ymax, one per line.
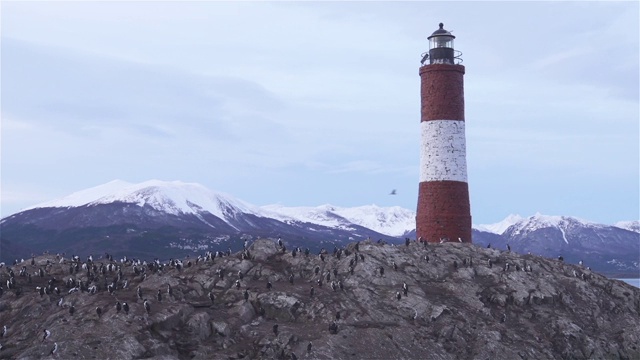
<box><xmin>427</xmin><ymin>23</ymin><xmax>456</xmax><ymax>65</ymax></box>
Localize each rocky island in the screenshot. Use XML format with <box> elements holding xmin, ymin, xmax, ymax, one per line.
<box><xmin>0</xmin><ymin>238</ymin><xmax>638</xmax><ymax>359</ymax></box>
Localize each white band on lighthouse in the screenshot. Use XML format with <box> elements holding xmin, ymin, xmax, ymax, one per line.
<box><xmin>420</xmin><ymin>120</ymin><xmax>468</xmax><ymax>182</ymax></box>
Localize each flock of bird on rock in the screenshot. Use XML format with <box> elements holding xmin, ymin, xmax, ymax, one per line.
<box><xmin>0</xmin><ymin>236</ymin><xmax>590</xmax><ymax>358</ymax></box>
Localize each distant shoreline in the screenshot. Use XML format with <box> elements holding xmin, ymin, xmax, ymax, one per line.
<box><xmin>617</xmin><ymin>278</ymin><xmax>640</xmax><ymax>288</ymax></box>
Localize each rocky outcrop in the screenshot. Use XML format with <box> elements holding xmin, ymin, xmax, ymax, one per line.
<box><xmin>0</xmin><ymin>239</ymin><xmax>638</xmax><ymax>360</ymax></box>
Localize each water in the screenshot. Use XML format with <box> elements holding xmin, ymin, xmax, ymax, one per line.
<box><xmin>617</xmin><ymin>278</ymin><xmax>640</xmax><ymax>288</ymax></box>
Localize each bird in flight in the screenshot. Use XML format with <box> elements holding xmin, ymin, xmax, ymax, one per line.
<box><xmin>389</xmin><ymin>189</ymin><xmax>397</xmax><ymax>195</ymax></box>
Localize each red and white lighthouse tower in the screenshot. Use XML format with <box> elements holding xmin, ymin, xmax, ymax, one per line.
<box><xmin>416</xmin><ymin>23</ymin><xmax>472</xmax><ymax>244</ymax></box>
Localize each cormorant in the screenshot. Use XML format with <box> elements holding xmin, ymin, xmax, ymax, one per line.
<box><xmin>49</xmin><ymin>342</ymin><xmax>57</xmax><ymax>355</ymax></box>
<box><xmin>42</xmin><ymin>329</ymin><xmax>51</xmax><ymax>342</ymax></box>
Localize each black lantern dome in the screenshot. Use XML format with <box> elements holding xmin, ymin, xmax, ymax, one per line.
<box><xmin>427</xmin><ymin>23</ymin><xmax>456</xmax><ymax>65</ymax></box>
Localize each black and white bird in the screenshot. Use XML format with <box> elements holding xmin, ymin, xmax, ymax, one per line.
<box><xmin>289</xmin><ymin>274</ymin><xmax>294</xmax><ymax>284</ymax></box>
<box><xmin>208</xmin><ymin>291</ymin><xmax>215</xmax><ymax>304</ymax></box>
<box><xmin>69</xmin><ymin>305</ymin><xmax>75</xmax><ymax>316</ymax></box>
<box><xmin>57</xmin><ymin>298</ymin><xmax>64</xmax><ymax>307</ymax></box>
<box><xmin>307</xmin><ymin>342</ymin><xmax>313</xmax><ymax>353</ymax></box>
<box><xmin>396</xmin><ymin>292</ymin><xmax>402</xmax><ymax>301</ymax></box>
<box><xmin>329</xmin><ymin>321</ymin><xmax>338</xmax><ymax>334</ymax></box>
<box><xmin>156</xmin><ymin>289</ymin><xmax>162</xmax><ymax>302</ymax></box>
<box><xmin>309</xmin><ymin>286</ymin><xmax>315</xmax><ymax>298</ymax></box>
<box><xmin>1</xmin><ymin>326</ymin><xmax>7</xmax><ymax>338</ymax></box>
<box><xmin>403</xmin><ymin>282</ymin><xmax>408</xmax><ymax>296</ymax></box>
<box><xmin>49</xmin><ymin>342</ymin><xmax>57</xmax><ymax>356</ymax></box>
<box><xmin>116</xmin><ymin>301</ymin><xmax>122</xmax><ymax>312</ymax></box>
<box><xmin>379</xmin><ymin>266</ymin><xmax>385</xmax><ymax>276</ymax></box>
<box><xmin>137</xmin><ymin>286</ymin><xmax>143</xmax><ymax>300</ymax></box>
<box><xmin>143</xmin><ymin>299</ymin><xmax>151</xmax><ymax>314</ymax></box>
<box><xmin>96</xmin><ymin>307</ymin><xmax>102</xmax><ymax>318</ymax></box>
<box><xmin>122</xmin><ymin>302</ymin><xmax>129</xmax><ymax>315</ymax></box>
<box><xmin>243</xmin><ymin>289</ymin><xmax>249</xmax><ymax>302</ymax></box>
<box><xmin>272</xmin><ymin>324</ymin><xmax>279</xmax><ymax>336</ymax></box>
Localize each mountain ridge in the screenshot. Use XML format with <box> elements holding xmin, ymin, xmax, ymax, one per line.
<box><xmin>7</xmin><ymin>179</ymin><xmax>638</xmax><ymax>236</ymax></box>
<box><xmin>1</xmin><ymin>180</ymin><xmax>638</xmax><ymax>277</ymax></box>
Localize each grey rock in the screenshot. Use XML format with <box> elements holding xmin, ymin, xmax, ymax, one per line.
<box><xmin>0</xmin><ymin>239</ymin><xmax>638</xmax><ymax>360</ymax></box>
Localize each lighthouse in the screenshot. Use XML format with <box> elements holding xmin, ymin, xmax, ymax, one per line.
<box><xmin>416</xmin><ymin>23</ymin><xmax>472</xmax><ymax>244</ymax></box>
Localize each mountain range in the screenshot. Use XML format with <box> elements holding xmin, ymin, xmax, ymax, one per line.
<box><xmin>1</xmin><ymin>180</ymin><xmax>638</xmax><ymax>277</ymax></box>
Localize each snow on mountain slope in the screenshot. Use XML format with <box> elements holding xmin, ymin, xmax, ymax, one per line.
<box><xmin>260</xmin><ymin>204</ymin><xmax>357</xmax><ymax>232</ymax></box>
<box><xmin>506</xmin><ymin>213</ymin><xmax>606</xmax><ymax>244</ymax></box>
<box><xmin>475</xmin><ymin>214</ymin><xmax>524</xmax><ymax>235</ymax></box>
<box><xmin>261</xmin><ymin>204</ymin><xmax>415</xmax><ymax>237</ymax></box>
<box><xmin>25</xmin><ymin>180</ymin><xmax>266</xmax><ymax>223</ymax></box>
<box><xmin>25</xmin><ymin>180</ymin><xmax>133</xmax><ymax>209</ymax></box>
<box><xmin>331</xmin><ymin>205</ymin><xmax>415</xmax><ymax>237</ymax></box>
<box><xmin>614</xmin><ymin>221</ymin><xmax>640</xmax><ymax>233</ymax></box>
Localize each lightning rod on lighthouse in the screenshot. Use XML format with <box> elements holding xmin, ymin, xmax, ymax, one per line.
<box><xmin>416</xmin><ymin>23</ymin><xmax>472</xmax><ymax>244</ymax></box>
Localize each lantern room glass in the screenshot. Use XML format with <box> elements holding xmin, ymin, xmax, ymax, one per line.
<box><xmin>429</xmin><ymin>36</ymin><xmax>454</xmax><ymax>49</ymax></box>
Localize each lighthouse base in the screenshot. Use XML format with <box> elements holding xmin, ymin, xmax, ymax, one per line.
<box><xmin>416</xmin><ymin>181</ymin><xmax>471</xmax><ymax>243</ymax></box>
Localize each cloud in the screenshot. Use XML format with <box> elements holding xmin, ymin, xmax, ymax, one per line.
<box><xmin>1</xmin><ymin>1</ymin><xmax>638</xmax><ymax>225</ymax></box>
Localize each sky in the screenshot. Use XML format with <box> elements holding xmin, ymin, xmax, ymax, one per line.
<box><xmin>1</xmin><ymin>1</ymin><xmax>638</xmax><ymax>226</ymax></box>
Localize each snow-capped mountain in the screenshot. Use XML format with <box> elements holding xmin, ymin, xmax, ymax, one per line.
<box><xmin>614</xmin><ymin>220</ymin><xmax>640</xmax><ymax>233</ymax></box>
<box><xmin>472</xmin><ymin>213</ymin><xmax>639</xmax><ymax>277</ymax></box>
<box><xmin>474</xmin><ymin>214</ymin><xmax>524</xmax><ymax>235</ymax></box>
<box><xmin>263</xmin><ymin>204</ymin><xmax>415</xmax><ymax>237</ymax></box>
<box><xmin>0</xmin><ymin>180</ymin><xmax>410</xmax><ymax>264</ymax></box>
<box><xmin>19</xmin><ymin>179</ymin><xmax>269</xmax><ymax>229</ymax></box>
<box><xmin>10</xmin><ymin>180</ymin><xmax>413</xmax><ymax>237</ymax></box>
<box><xmin>1</xmin><ymin>180</ymin><xmax>638</xmax><ymax>277</ymax></box>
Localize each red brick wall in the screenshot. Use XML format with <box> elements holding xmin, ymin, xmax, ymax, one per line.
<box><xmin>416</xmin><ymin>181</ymin><xmax>471</xmax><ymax>243</ymax></box>
<box><xmin>419</xmin><ymin>64</ymin><xmax>465</xmax><ymax>122</ymax></box>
